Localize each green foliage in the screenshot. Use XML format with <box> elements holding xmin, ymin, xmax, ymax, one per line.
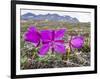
<box><xmin>80</xmin><ymin>38</ymin><xmax>90</xmax><ymax>53</ymax></box>
<box><xmin>35</xmin><ymin>52</ymin><xmax>62</xmax><ymax>63</ymax></box>
<box><xmin>21</xmin><ymin>56</ymin><xmax>27</xmax><ymax>64</ymax></box>
<box><xmin>81</xmin><ymin>44</ymin><xmax>90</xmax><ymax>53</ymax></box>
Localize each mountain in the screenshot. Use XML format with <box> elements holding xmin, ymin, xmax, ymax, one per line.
<box><xmin>21</xmin><ymin>12</ymin><xmax>79</xmax><ymax>23</ymax></box>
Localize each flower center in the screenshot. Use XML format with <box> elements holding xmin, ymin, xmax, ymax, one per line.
<box><xmin>51</xmin><ymin>41</ymin><xmax>55</xmax><ymax>47</ymax></box>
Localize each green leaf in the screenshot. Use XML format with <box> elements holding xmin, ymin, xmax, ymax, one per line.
<box><xmin>21</xmin><ymin>56</ymin><xmax>27</xmax><ymax>64</ymax></box>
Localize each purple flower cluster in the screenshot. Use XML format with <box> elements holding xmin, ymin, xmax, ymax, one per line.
<box><xmin>24</xmin><ymin>25</ymin><xmax>84</xmax><ymax>57</ymax></box>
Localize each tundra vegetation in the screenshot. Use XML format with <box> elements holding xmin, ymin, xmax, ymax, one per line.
<box><xmin>20</xmin><ymin>20</ymin><xmax>90</xmax><ymax>69</ymax></box>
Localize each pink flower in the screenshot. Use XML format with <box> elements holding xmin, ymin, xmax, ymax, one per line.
<box><xmin>38</xmin><ymin>29</ymin><xmax>67</xmax><ymax>57</ymax></box>
<box><xmin>24</xmin><ymin>25</ymin><xmax>40</xmax><ymax>47</ymax></box>
<box><xmin>70</xmin><ymin>36</ymin><xmax>84</xmax><ymax>49</ymax></box>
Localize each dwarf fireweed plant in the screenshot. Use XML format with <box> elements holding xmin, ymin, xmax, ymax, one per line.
<box><xmin>24</xmin><ymin>25</ymin><xmax>84</xmax><ymax>58</ymax></box>
<box><xmin>65</xmin><ymin>36</ymin><xmax>84</xmax><ymax>60</ymax></box>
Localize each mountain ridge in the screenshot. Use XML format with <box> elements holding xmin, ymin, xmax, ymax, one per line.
<box><xmin>21</xmin><ymin>12</ymin><xmax>79</xmax><ymax>23</ymax></box>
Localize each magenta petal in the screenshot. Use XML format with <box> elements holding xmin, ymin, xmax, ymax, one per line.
<box><xmin>40</xmin><ymin>30</ymin><xmax>52</xmax><ymax>42</ymax></box>
<box><xmin>38</xmin><ymin>44</ymin><xmax>50</xmax><ymax>57</ymax></box>
<box><xmin>28</xmin><ymin>25</ymin><xmax>37</xmax><ymax>32</ymax></box>
<box><xmin>55</xmin><ymin>29</ymin><xmax>66</xmax><ymax>40</ymax></box>
<box><xmin>55</xmin><ymin>40</ymin><xmax>64</xmax><ymax>44</ymax></box>
<box><xmin>71</xmin><ymin>36</ymin><xmax>84</xmax><ymax>48</ymax></box>
<box><xmin>24</xmin><ymin>26</ymin><xmax>40</xmax><ymax>47</ymax></box>
<box><xmin>54</xmin><ymin>43</ymin><xmax>66</xmax><ymax>54</ymax></box>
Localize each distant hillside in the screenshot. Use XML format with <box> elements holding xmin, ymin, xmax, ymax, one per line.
<box><xmin>21</xmin><ymin>13</ymin><xmax>79</xmax><ymax>24</ymax></box>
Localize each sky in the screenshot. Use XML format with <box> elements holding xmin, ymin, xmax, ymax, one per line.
<box><xmin>21</xmin><ymin>9</ymin><xmax>91</xmax><ymax>22</ymax></box>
